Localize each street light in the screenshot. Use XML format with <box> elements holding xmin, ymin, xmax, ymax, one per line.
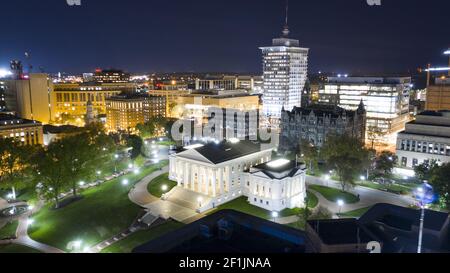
<box><xmin>79</xmin><ymin>181</ymin><xmax>85</xmax><ymax>186</ymax></box>
<box><xmin>414</xmin><ymin>182</ymin><xmax>434</xmax><ymax>253</ymax></box>
<box><xmin>337</xmin><ymin>199</ymin><xmax>345</xmax><ymax>215</ymax></box>
<box><xmin>128</xmin><ymin>163</ymin><xmax>133</xmax><ymax>169</ymax></box>
<box><xmin>197</xmin><ymin>197</ymin><xmax>203</xmax><ymax>207</ymax></box>
<box><xmin>271</xmin><ymin>211</ymin><xmax>279</xmax><ymax>222</ymax></box>
<box><xmin>360</xmin><ymin>175</ymin><xmax>366</xmax><ymax>181</ymax></box>
<box><xmin>28</xmin><ymin>205</ymin><xmax>34</xmax><ymax>211</ymax></box>
<box><xmin>133</xmin><ymin>168</ymin><xmax>140</xmax><ymax>175</ymax></box>
<box><xmin>161</xmin><ymin>185</ymin><xmax>168</xmax><ymax>192</ymax></box>
<box><xmin>122</xmin><ymin>179</ymin><xmax>129</xmax><ymax>186</ymax></box>
<box><xmin>27</xmin><ymin>219</ymin><xmax>34</xmax><ymax>226</ymax></box>
<box><xmin>324</xmin><ymin>175</ymin><xmax>331</xmax><ymax>187</ymax></box>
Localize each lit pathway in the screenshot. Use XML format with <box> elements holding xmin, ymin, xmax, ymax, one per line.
<box><xmin>306</xmin><ymin>175</ymin><xmax>416</xmax><ymax>210</ymax></box>
<box><xmin>13</xmin><ymin>215</ymin><xmax>65</xmax><ymax>253</ymax></box>
<box><xmin>128</xmin><ymin>166</ymin><xmax>169</xmax><ymax>207</ymax></box>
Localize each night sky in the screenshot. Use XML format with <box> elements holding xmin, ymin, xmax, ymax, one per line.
<box><xmin>0</xmin><ymin>0</ymin><xmax>449</xmax><ymax>74</ymax></box>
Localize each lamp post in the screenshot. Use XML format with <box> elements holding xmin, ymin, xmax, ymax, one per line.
<box><xmin>271</xmin><ymin>211</ymin><xmax>279</xmax><ymax>222</ymax></box>
<box><xmin>337</xmin><ymin>199</ymin><xmax>344</xmax><ymax>216</ymax></box>
<box><xmin>114</xmin><ymin>154</ymin><xmax>119</xmax><ymax>174</ymax></box>
<box><xmin>197</xmin><ymin>197</ymin><xmax>203</xmax><ymax>208</ymax></box>
<box><xmin>414</xmin><ymin>182</ymin><xmax>434</xmax><ymax>254</ymax></box>
<box><xmin>324</xmin><ymin>175</ymin><xmax>331</xmax><ymax>187</ymax></box>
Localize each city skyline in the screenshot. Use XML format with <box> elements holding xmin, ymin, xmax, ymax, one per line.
<box><xmin>0</xmin><ymin>0</ymin><xmax>449</xmax><ymax>74</ymax></box>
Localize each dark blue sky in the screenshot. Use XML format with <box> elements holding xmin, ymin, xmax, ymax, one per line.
<box><xmin>0</xmin><ymin>0</ymin><xmax>449</xmax><ymax>74</ymax></box>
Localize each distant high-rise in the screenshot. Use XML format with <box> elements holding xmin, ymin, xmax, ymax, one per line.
<box><xmin>260</xmin><ymin>3</ymin><xmax>309</xmax><ymax>121</ymax></box>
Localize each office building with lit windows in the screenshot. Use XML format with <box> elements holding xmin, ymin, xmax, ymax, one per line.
<box><xmin>319</xmin><ymin>77</ymin><xmax>411</xmax><ymax>144</ymax></box>
<box><xmin>425</xmin><ymin>77</ymin><xmax>450</xmax><ymax>111</ymax></box>
<box><xmin>260</xmin><ymin>25</ymin><xmax>309</xmax><ymax>121</ymax></box>
<box><xmin>0</xmin><ymin>113</ymin><xmax>43</xmax><ymax>145</ymax></box>
<box><xmin>105</xmin><ymin>94</ymin><xmax>166</xmax><ymax>132</ymax></box>
<box><xmin>396</xmin><ymin>111</ymin><xmax>450</xmax><ymax>169</ymax></box>
<box><xmin>0</xmin><ymin>81</ymin><xmax>6</xmax><ymax>111</ymax></box>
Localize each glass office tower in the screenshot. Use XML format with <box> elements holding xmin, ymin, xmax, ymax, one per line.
<box><xmin>260</xmin><ymin>26</ymin><xmax>309</xmax><ymax>122</ymax></box>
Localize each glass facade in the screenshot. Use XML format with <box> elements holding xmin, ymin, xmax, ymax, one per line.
<box><xmin>260</xmin><ymin>38</ymin><xmax>309</xmax><ymax>120</ymax></box>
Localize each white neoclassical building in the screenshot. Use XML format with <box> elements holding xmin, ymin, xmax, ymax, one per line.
<box><xmin>245</xmin><ymin>159</ymin><xmax>307</xmax><ymax>211</ymax></box>
<box><xmin>168</xmin><ymin>139</ymin><xmax>307</xmax><ymax>212</ymax></box>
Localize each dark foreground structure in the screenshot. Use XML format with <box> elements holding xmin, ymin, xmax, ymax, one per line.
<box><xmin>134</xmin><ymin>204</ymin><xmax>450</xmax><ymax>253</ymax></box>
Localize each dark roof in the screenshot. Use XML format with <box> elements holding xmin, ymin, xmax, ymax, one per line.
<box><xmin>133</xmin><ymin>210</ymin><xmax>308</xmax><ymax>253</ymax></box>
<box><xmin>193</xmin><ymin>140</ymin><xmax>262</xmax><ymax>164</ymax></box>
<box><xmin>250</xmin><ymin>160</ymin><xmax>306</xmax><ymax>179</ymax></box>
<box><xmin>0</xmin><ymin>114</ymin><xmax>41</xmax><ymax>126</ymax></box>
<box><xmin>284</xmin><ymin>104</ymin><xmax>358</xmax><ymax>119</ymax></box>
<box><xmin>43</xmin><ymin>125</ymin><xmax>81</xmax><ymax>134</ymax></box>
<box><xmin>359</xmin><ymin>203</ymin><xmax>449</xmax><ymax>231</ymax></box>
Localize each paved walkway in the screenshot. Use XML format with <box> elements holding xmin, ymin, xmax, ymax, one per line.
<box><xmin>129</xmin><ymin>166</ymin><xmax>168</xmax><ymax>207</ymax></box>
<box><xmin>12</xmin><ymin>215</ymin><xmax>65</xmax><ymax>253</ymax></box>
<box><xmin>306</xmin><ymin>175</ymin><xmax>416</xmax><ymax>211</ymax></box>
<box><xmin>129</xmin><ymin>166</ymin><xmax>200</xmax><ymax>223</ymax></box>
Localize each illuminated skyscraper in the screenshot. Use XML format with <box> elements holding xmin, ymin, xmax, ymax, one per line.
<box><xmin>260</xmin><ymin>4</ymin><xmax>309</xmax><ymax>122</ymax></box>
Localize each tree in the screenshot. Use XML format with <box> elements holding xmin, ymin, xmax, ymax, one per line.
<box><xmin>374</xmin><ymin>151</ymin><xmax>398</xmax><ymax>178</ymax></box>
<box><xmin>367</xmin><ymin>126</ymin><xmax>384</xmax><ymax>150</ymax></box>
<box><xmin>299</xmin><ymin>140</ymin><xmax>319</xmax><ymax>173</ymax></box>
<box><xmin>32</xmin><ymin>141</ymin><xmax>70</xmax><ymax>208</ymax></box>
<box><xmin>429</xmin><ymin>163</ymin><xmax>450</xmax><ymax>209</ymax></box>
<box><xmin>414</xmin><ymin>160</ymin><xmax>439</xmax><ymax>181</ymax></box>
<box><xmin>322</xmin><ymin>135</ymin><xmax>370</xmax><ymax>191</ymax></box>
<box><xmin>0</xmin><ymin>138</ymin><xmax>35</xmax><ymax>200</ymax></box>
<box><xmin>126</xmin><ymin>135</ymin><xmax>143</xmax><ymax>159</ymax></box>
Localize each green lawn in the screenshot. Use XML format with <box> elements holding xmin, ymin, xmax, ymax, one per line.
<box><xmin>147</xmin><ymin>173</ymin><xmax>178</xmax><ymax>198</ymax></box>
<box><xmin>0</xmin><ymin>244</ymin><xmax>41</xmax><ymax>253</ymax></box>
<box><xmin>338</xmin><ymin>206</ymin><xmax>372</xmax><ymax>218</ymax></box>
<box><xmin>357</xmin><ymin>181</ymin><xmax>413</xmax><ymax>195</ymax></box>
<box><xmin>209</xmin><ymin>197</ymin><xmax>272</xmax><ymax>219</ymax></box>
<box><xmin>209</xmin><ymin>194</ymin><xmax>316</xmax><ymax>220</ymax></box>
<box><xmin>308</xmin><ymin>185</ymin><xmax>360</xmax><ymax>204</ymax></box>
<box><xmin>100</xmin><ymin>221</ymin><xmax>184</xmax><ymax>253</ymax></box>
<box><xmin>0</xmin><ymin>220</ymin><xmax>18</xmax><ymax>239</ymax></box>
<box><xmin>28</xmin><ymin>161</ymin><xmax>168</xmax><ymax>252</ymax></box>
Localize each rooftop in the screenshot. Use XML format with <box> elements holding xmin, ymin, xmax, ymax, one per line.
<box><xmin>0</xmin><ymin>114</ymin><xmax>41</xmax><ymax>127</ymax></box>
<box><xmin>250</xmin><ymin>159</ymin><xmax>306</xmax><ymax>179</ymax></box>
<box><xmin>191</xmin><ymin>139</ymin><xmax>262</xmax><ymax>164</ymax></box>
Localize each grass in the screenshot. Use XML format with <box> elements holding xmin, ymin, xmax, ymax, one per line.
<box><xmin>28</xmin><ymin>161</ymin><xmax>168</xmax><ymax>252</ymax></box>
<box><xmin>147</xmin><ymin>173</ymin><xmax>178</xmax><ymax>198</ymax></box>
<box><xmin>0</xmin><ymin>244</ymin><xmax>41</xmax><ymax>253</ymax></box>
<box><xmin>158</xmin><ymin>141</ymin><xmax>176</xmax><ymax>147</ymax></box>
<box><xmin>357</xmin><ymin>181</ymin><xmax>413</xmax><ymax>195</ymax></box>
<box><xmin>309</xmin><ymin>185</ymin><xmax>360</xmax><ymax>204</ymax></box>
<box><xmin>209</xmin><ymin>193</ymin><xmax>318</xmax><ymax>220</ymax></box>
<box><xmin>208</xmin><ymin>197</ymin><xmax>272</xmax><ymax>219</ymax></box>
<box><xmin>0</xmin><ymin>220</ymin><xmax>18</xmax><ymax>239</ymax></box>
<box><xmin>338</xmin><ymin>206</ymin><xmax>372</xmax><ymax>218</ymax></box>
<box><xmin>100</xmin><ymin>220</ymin><xmax>184</xmax><ymax>253</ymax></box>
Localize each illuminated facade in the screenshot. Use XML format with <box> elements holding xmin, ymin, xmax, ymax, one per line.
<box><xmin>396</xmin><ymin>111</ymin><xmax>450</xmax><ymax>169</ymax></box>
<box><xmin>195</xmin><ymin>76</ymin><xmax>263</xmax><ymax>94</ymax></box>
<box><xmin>319</xmin><ymin>77</ymin><xmax>411</xmax><ymax>144</ymax></box>
<box><xmin>176</xmin><ymin>90</ymin><xmax>260</xmax><ymax>139</ymax></box>
<box><xmin>260</xmin><ymin>26</ymin><xmax>309</xmax><ymax>121</ymax></box>
<box><xmin>106</xmin><ymin>94</ymin><xmax>166</xmax><ymax>132</ymax></box>
<box><xmin>0</xmin><ymin>113</ymin><xmax>43</xmax><ymax>145</ymax></box>
<box><xmin>168</xmin><ymin>140</ymin><xmax>274</xmax><ymax>212</ymax></box>
<box><xmin>425</xmin><ymin>77</ymin><xmax>450</xmax><ymax>111</ymax></box>
<box><xmin>148</xmin><ymin>89</ymin><xmax>190</xmax><ymax>118</ymax></box>
<box><xmin>279</xmin><ymin>103</ymin><xmax>366</xmax><ymax>151</ymax></box>
<box><xmin>4</xmin><ymin>73</ymin><xmax>55</xmax><ymax>124</ymax></box>
<box><xmin>0</xmin><ymin>81</ymin><xmax>6</xmax><ymax>111</ymax></box>
<box><xmin>53</xmin><ymin>83</ymin><xmax>132</xmax><ymax>123</ymax></box>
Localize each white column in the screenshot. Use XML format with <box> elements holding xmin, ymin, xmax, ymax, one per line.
<box><xmin>204</xmin><ymin>167</ymin><xmax>209</xmax><ymax>195</ymax></box>
<box><xmin>212</xmin><ymin>169</ymin><xmax>217</xmax><ymax>197</ymax></box>
<box><xmin>190</xmin><ymin>163</ymin><xmax>196</xmax><ymax>192</ymax></box>
<box><xmin>219</xmin><ymin>168</ymin><xmax>224</xmax><ymax>196</ymax></box>
<box><xmin>183</xmin><ymin>162</ymin><xmax>189</xmax><ymax>189</ymax></box>
<box><xmin>226</xmin><ymin>165</ymin><xmax>232</xmax><ymax>193</ymax></box>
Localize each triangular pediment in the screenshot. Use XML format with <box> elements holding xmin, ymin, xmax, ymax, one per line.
<box><xmin>176</xmin><ymin>149</ymin><xmax>214</xmax><ymax>165</ymax></box>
